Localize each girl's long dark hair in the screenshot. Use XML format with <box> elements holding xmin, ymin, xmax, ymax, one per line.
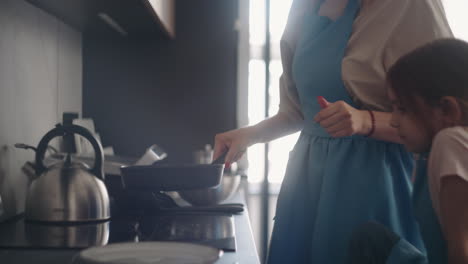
<box><xmin>387</xmin><ymin>38</ymin><xmax>468</xmax><ymax>118</ymax></box>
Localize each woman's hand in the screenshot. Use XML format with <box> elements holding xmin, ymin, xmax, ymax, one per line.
<box><xmin>213</xmin><ymin>126</ymin><xmax>258</xmax><ymax>167</ymax></box>
<box><xmin>313</xmin><ymin>98</ymin><xmax>372</xmax><ymax>138</ymax></box>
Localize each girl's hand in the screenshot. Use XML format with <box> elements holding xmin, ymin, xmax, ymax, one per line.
<box><xmin>314</xmin><ymin>97</ymin><xmax>371</xmax><ymax>138</ymax></box>
<box><xmin>213</xmin><ymin>126</ymin><xmax>257</xmax><ymax>168</ymax></box>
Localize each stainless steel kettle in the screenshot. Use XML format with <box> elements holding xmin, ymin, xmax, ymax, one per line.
<box><xmin>25</xmin><ymin>124</ymin><xmax>110</xmax><ymax>222</ymax></box>
<box><xmin>25</xmin><ymin>221</ymin><xmax>110</xmax><ymax>247</ymax></box>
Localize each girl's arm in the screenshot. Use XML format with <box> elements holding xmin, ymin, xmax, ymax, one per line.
<box><xmin>439</xmin><ymin>175</ymin><xmax>468</xmax><ymax>264</ymax></box>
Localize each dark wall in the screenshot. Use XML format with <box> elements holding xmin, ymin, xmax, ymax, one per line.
<box><xmin>83</xmin><ymin>0</ymin><xmax>238</xmax><ymax>162</ymax></box>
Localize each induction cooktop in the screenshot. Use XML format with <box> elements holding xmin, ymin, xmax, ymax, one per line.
<box><xmin>0</xmin><ymin>211</ymin><xmax>236</xmax><ymax>252</ymax></box>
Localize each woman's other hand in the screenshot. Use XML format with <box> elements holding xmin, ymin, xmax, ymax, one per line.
<box><xmin>314</xmin><ymin>97</ymin><xmax>372</xmax><ymax>138</ymax></box>
<box><xmin>213</xmin><ymin>126</ymin><xmax>258</xmax><ymax>168</ymax></box>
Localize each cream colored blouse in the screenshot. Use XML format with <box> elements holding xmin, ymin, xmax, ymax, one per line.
<box><xmin>429</xmin><ymin>126</ymin><xmax>468</xmax><ymax>218</ymax></box>
<box><xmin>278</xmin><ymin>0</ymin><xmax>453</xmax><ymax>123</ymax></box>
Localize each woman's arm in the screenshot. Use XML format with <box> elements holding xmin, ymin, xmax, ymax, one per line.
<box><xmin>252</xmin><ymin>111</ymin><xmax>304</xmax><ymax>144</ymax></box>
<box><xmin>364</xmin><ymin>110</ymin><xmax>402</xmax><ymax>143</ymax></box>
<box><xmin>314</xmin><ymin>100</ymin><xmax>402</xmax><ymax>143</ymax></box>
<box><xmin>213</xmin><ymin>111</ymin><xmax>303</xmax><ymax>165</ymax></box>
<box><xmin>439</xmin><ymin>175</ymin><xmax>468</xmax><ymax>264</ymax></box>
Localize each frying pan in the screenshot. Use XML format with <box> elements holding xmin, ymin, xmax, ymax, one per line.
<box><xmin>120</xmin><ymin>152</ymin><xmax>227</xmax><ymax>192</ymax></box>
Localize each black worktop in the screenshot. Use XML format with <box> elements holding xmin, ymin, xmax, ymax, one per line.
<box><xmin>0</xmin><ymin>187</ymin><xmax>260</xmax><ymax>264</ymax></box>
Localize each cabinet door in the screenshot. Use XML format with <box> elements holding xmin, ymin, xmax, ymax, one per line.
<box><xmin>146</xmin><ymin>0</ymin><xmax>175</xmax><ymax>38</ymax></box>
<box><xmin>25</xmin><ymin>0</ymin><xmax>175</xmax><ymax>38</ymax></box>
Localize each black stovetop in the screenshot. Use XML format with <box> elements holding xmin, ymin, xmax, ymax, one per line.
<box><xmin>0</xmin><ymin>211</ymin><xmax>236</xmax><ymax>252</ymax></box>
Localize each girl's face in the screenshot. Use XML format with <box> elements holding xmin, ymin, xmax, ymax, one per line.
<box><xmin>388</xmin><ymin>89</ymin><xmax>444</xmax><ymax>153</ymax></box>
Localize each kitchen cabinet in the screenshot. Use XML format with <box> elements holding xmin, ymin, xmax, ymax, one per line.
<box><xmin>25</xmin><ymin>0</ymin><xmax>175</xmax><ymax>38</ymax></box>
<box><xmin>146</xmin><ymin>0</ymin><xmax>175</xmax><ymax>38</ymax></box>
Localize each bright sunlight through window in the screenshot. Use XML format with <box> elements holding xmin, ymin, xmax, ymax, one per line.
<box><xmin>247</xmin><ymin>0</ymin><xmax>295</xmax><ymax>184</ymax></box>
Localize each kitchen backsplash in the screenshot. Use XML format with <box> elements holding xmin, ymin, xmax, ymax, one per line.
<box><xmin>0</xmin><ymin>0</ymin><xmax>82</xmax><ymax>221</ymax></box>
<box><xmin>83</xmin><ymin>0</ymin><xmax>238</xmax><ymax>162</ymax></box>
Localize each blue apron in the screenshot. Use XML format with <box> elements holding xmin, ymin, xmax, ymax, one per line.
<box><xmin>387</xmin><ymin>155</ymin><xmax>447</xmax><ymax>264</ymax></box>
<box><xmin>267</xmin><ymin>0</ymin><xmax>423</xmax><ymax>263</ymax></box>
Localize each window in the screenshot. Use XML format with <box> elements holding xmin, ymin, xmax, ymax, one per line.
<box><xmin>443</xmin><ymin>0</ymin><xmax>468</xmax><ymax>41</ymax></box>
<box><xmin>247</xmin><ymin>0</ymin><xmax>296</xmax><ymax>187</ymax></box>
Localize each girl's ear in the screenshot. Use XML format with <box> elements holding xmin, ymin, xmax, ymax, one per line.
<box><xmin>439</xmin><ymin>96</ymin><xmax>463</xmax><ymax>125</ymax></box>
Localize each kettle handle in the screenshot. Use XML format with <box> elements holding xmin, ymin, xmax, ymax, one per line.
<box><xmin>35</xmin><ymin>124</ymin><xmax>105</xmax><ymax>180</ymax></box>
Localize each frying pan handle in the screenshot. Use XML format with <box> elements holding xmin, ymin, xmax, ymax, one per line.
<box><xmin>211</xmin><ymin>151</ymin><xmax>227</xmax><ymax>165</ymax></box>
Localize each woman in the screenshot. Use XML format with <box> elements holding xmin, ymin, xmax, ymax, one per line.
<box><xmin>213</xmin><ymin>0</ymin><xmax>452</xmax><ymax>262</ymax></box>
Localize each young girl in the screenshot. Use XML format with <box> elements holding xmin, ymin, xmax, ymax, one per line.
<box><xmin>348</xmin><ymin>38</ymin><xmax>468</xmax><ymax>264</ymax></box>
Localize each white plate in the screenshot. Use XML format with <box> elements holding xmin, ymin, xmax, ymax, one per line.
<box><xmin>73</xmin><ymin>242</ymin><xmax>223</xmax><ymax>264</ymax></box>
